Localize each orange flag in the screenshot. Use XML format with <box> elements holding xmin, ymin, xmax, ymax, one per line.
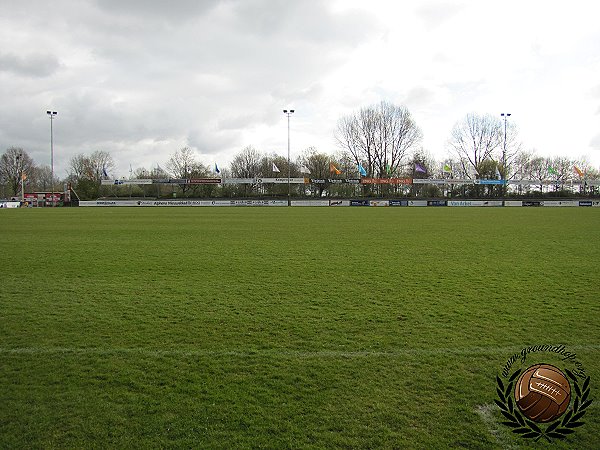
<box><xmin>329</xmin><ymin>163</ymin><xmax>341</xmax><ymax>175</ymax></box>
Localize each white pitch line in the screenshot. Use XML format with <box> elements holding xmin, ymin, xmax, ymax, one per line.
<box><xmin>0</xmin><ymin>345</ymin><xmax>599</xmax><ymax>358</ymax></box>
<box><xmin>475</xmin><ymin>403</ymin><xmax>521</xmax><ymax>450</ymax></box>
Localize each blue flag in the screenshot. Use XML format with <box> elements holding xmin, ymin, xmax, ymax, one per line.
<box><xmin>358</xmin><ymin>163</ymin><xmax>367</xmax><ymax>177</ymax></box>
<box><xmin>215</xmin><ymin>163</ymin><xmax>220</xmax><ymax>174</ymax></box>
<box><xmin>102</xmin><ymin>167</ymin><xmax>108</xmax><ymax>177</ymax></box>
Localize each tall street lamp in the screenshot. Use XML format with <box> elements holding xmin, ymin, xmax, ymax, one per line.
<box><xmin>46</xmin><ymin>111</ymin><xmax>58</xmax><ymax>206</ymax></box>
<box><xmin>283</xmin><ymin>109</ymin><xmax>294</xmax><ymax>206</ymax></box>
<box><xmin>501</xmin><ymin>113</ymin><xmax>511</xmax><ymax>196</ymax></box>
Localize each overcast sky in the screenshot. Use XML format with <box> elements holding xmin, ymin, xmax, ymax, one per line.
<box><xmin>1</xmin><ymin>0</ymin><xmax>599</xmax><ymax>177</ymax></box>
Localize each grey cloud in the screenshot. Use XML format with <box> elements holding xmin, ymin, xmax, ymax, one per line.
<box><xmin>0</xmin><ymin>52</ymin><xmax>61</xmax><ymax>78</ymax></box>
<box><xmin>403</xmin><ymin>86</ymin><xmax>435</xmax><ymax>108</ymax></box>
<box><xmin>94</xmin><ymin>0</ymin><xmax>219</xmax><ymax>21</ymax></box>
<box><xmin>416</xmin><ymin>2</ymin><xmax>464</xmax><ymax>27</ymax></box>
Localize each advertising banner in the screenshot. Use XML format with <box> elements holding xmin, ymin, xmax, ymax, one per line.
<box><xmin>522</xmin><ymin>201</ymin><xmax>542</xmax><ymax>207</ymax></box>
<box><xmin>504</xmin><ymin>201</ymin><xmax>523</xmax><ymax>207</ymax></box>
<box><xmin>408</xmin><ymin>200</ymin><xmax>428</xmax><ymax>207</ymax></box>
<box><xmin>101</xmin><ymin>179</ymin><xmax>153</xmax><ymax>185</ymax></box>
<box><xmin>412</xmin><ymin>179</ymin><xmax>470</xmax><ymax>185</ymax></box>
<box><xmin>543</xmin><ymin>201</ymin><xmax>578</xmax><ymax>207</ymax></box>
<box><xmin>389</xmin><ymin>200</ymin><xmax>408</xmax><ymax>206</ymax></box>
<box><xmin>329</xmin><ymin>200</ymin><xmax>350</xmax><ymax>206</ymax></box>
<box><xmin>481</xmin><ymin>201</ymin><xmax>503</xmax><ymax>207</ymax></box>
<box><xmin>80</xmin><ymin>200</ymin><xmax>140</xmax><ymax>206</ymax></box>
<box><xmin>427</xmin><ymin>200</ymin><xmax>447</xmax><ymax>206</ymax></box>
<box><xmin>474</xmin><ymin>179</ymin><xmax>506</xmax><ymax>185</ymax></box>
<box><xmin>448</xmin><ymin>200</ymin><xmax>484</xmax><ymax>207</ymax></box>
<box><xmin>0</xmin><ymin>201</ymin><xmax>21</xmax><ymax>208</ymax></box>
<box><xmin>291</xmin><ymin>200</ymin><xmax>329</xmax><ymax>207</ymax></box>
<box><xmin>350</xmin><ymin>199</ymin><xmax>370</xmax><ymax>206</ymax></box>
<box><xmin>188</xmin><ymin>178</ymin><xmax>221</xmax><ymax>184</ymax></box>
<box><xmin>369</xmin><ymin>200</ymin><xmax>389</xmax><ymax>207</ymax></box>
<box><xmin>361</xmin><ymin>177</ymin><xmax>412</xmax><ymax>185</ymax></box>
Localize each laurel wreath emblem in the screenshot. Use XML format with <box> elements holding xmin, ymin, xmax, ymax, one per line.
<box><xmin>495</xmin><ymin>368</ymin><xmax>592</xmax><ymax>442</ymax></box>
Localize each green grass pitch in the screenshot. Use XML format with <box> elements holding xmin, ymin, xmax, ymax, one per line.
<box><xmin>1</xmin><ymin>207</ymin><xmax>598</xmax><ymax>448</ymax></box>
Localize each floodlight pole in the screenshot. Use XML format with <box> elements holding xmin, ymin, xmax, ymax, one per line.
<box><xmin>283</xmin><ymin>109</ymin><xmax>294</xmax><ymax>206</ymax></box>
<box><xmin>47</xmin><ymin>110</ymin><xmax>58</xmax><ymax>206</ymax></box>
<box><xmin>501</xmin><ymin>113</ymin><xmax>510</xmax><ymax>196</ymax></box>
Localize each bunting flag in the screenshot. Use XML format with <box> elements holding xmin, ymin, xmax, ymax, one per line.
<box><xmin>300</xmin><ymin>165</ymin><xmax>311</xmax><ymax>174</ymax></box>
<box><xmin>443</xmin><ymin>164</ymin><xmax>452</xmax><ymax>173</ymax></box>
<box><xmin>574</xmin><ymin>166</ymin><xmax>584</xmax><ymax>177</ymax></box>
<box><xmin>548</xmin><ymin>166</ymin><xmax>558</xmax><ymax>175</ymax></box>
<box><xmin>415</xmin><ymin>163</ymin><xmax>427</xmax><ymax>173</ymax></box>
<box><xmin>214</xmin><ymin>163</ymin><xmax>221</xmax><ymax>174</ymax></box>
<box><xmin>329</xmin><ymin>163</ymin><xmax>341</xmax><ymax>175</ymax></box>
<box><xmin>272</xmin><ymin>163</ymin><xmax>280</xmax><ymax>173</ymax></box>
<box><xmin>358</xmin><ymin>163</ymin><xmax>367</xmax><ymax>177</ymax></box>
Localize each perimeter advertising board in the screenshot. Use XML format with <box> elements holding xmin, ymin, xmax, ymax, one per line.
<box><xmin>329</xmin><ymin>200</ymin><xmax>350</xmax><ymax>206</ymax></box>
<box><xmin>291</xmin><ymin>200</ymin><xmax>329</xmax><ymax>207</ymax></box>
<box><xmin>543</xmin><ymin>200</ymin><xmax>578</xmax><ymax>207</ymax></box>
<box><xmin>369</xmin><ymin>200</ymin><xmax>389</xmax><ymax>207</ymax></box>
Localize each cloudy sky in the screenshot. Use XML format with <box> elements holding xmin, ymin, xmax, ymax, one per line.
<box><xmin>1</xmin><ymin>0</ymin><xmax>599</xmax><ymax>177</ymax></box>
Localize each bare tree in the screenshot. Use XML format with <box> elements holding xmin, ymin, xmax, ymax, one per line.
<box><xmin>448</xmin><ymin>113</ymin><xmax>504</xmax><ymax>177</ymax></box>
<box><xmin>230</xmin><ymin>146</ymin><xmax>262</xmax><ymax>179</ymax></box>
<box><xmin>0</xmin><ymin>147</ymin><xmax>35</xmax><ymax>197</ymax></box>
<box><xmin>335</xmin><ymin>101</ymin><xmax>422</xmax><ymax>178</ymax></box>
<box><xmin>68</xmin><ymin>150</ymin><xmax>115</xmax><ymax>199</ymax></box>
<box><xmin>165</xmin><ymin>147</ymin><xmax>208</xmax><ymax>194</ymax></box>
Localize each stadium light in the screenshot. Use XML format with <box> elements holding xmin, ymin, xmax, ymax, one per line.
<box><xmin>47</xmin><ymin>110</ymin><xmax>58</xmax><ymax>206</ymax></box>
<box><xmin>283</xmin><ymin>109</ymin><xmax>295</xmax><ymax>206</ymax></box>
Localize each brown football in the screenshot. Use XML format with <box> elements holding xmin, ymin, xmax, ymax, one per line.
<box><xmin>514</xmin><ymin>364</ymin><xmax>571</xmax><ymax>422</ymax></box>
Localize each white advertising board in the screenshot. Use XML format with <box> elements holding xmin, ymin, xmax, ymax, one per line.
<box><xmin>448</xmin><ymin>200</ymin><xmax>483</xmax><ymax>207</ymax></box>
<box><xmin>291</xmin><ymin>200</ymin><xmax>329</xmax><ymax>206</ymax></box>
<box><xmin>542</xmin><ymin>201</ymin><xmax>578</xmax><ymax>207</ymax></box>
<box><xmin>408</xmin><ymin>200</ymin><xmax>428</xmax><ymax>207</ymax></box>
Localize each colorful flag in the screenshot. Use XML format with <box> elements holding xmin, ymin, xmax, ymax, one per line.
<box><xmin>358</xmin><ymin>163</ymin><xmax>367</xmax><ymax>177</ymax></box>
<box><xmin>415</xmin><ymin>163</ymin><xmax>427</xmax><ymax>173</ymax></box>
<box><xmin>574</xmin><ymin>166</ymin><xmax>584</xmax><ymax>177</ymax></box>
<box><xmin>386</xmin><ymin>164</ymin><xmax>392</xmax><ymax>175</ymax></box>
<box><xmin>443</xmin><ymin>164</ymin><xmax>452</xmax><ymax>173</ymax></box>
<box><xmin>21</xmin><ymin>172</ymin><xmax>27</xmax><ymax>181</ymax></box>
<box><xmin>329</xmin><ymin>163</ymin><xmax>341</xmax><ymax>175</ymax></box>
<box><xmin>300</xmin><ymin>165</ymin><xmax>311</xmax><ymax>174</ymax></box>
<box><xmin>548</xmin><ymin>166</ymin><xmax>558</xmax><ymax>175</ymax></box>
<box><xmin>272</xmin><ymin>163</ymin><xmax>280</xmax><ymax>173</ymax></box>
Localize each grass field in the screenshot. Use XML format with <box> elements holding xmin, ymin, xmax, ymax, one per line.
<box><xmin>1</xmin><ymin>207</ymin><xmax>598</xmax><ymax>449</ymax></box>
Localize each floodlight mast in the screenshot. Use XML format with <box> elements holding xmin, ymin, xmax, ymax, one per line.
<box><xmin>47</xmin><ymin>110</ymin><xmax>58</xmax><ymax>206</ymax></box>
<box><xmin>501</xmin><ymin>113</ymin><xmax>511</xmax><ymax>196</ymax></box>
<box><xmin>283</xmin><ymin>109</ymin><xmax>295</xmax><ymax>206</ymax></box>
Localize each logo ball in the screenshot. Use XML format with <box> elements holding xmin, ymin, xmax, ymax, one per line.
<box><xmin>514</xmin><ymin>364</ymin><xmax>571</xmax><ymax>422</ymax></box>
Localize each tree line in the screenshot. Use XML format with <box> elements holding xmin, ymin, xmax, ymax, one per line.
<box><xmin>1</xmin><ymin>101</ymin><xmax>598</xmax><ymax>200</ymax></box>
